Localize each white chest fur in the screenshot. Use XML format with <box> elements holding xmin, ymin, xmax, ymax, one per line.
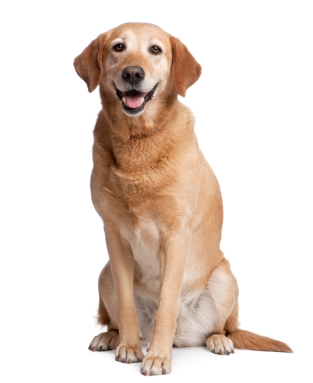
<box><xmin>119</xmin><ymin>216</ymin><xmax>161</xmax><ymax>286</ymax></box>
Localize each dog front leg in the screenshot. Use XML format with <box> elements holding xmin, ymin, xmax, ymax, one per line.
<box><xmin>140</xmin><ymin>230</ymin><xmax>190</xmax><ymax>376</ymax></box>
<box><xmin>105</xmin><ymin>226</ymin><xmax>144</xmax><ymax>363</ymax></box>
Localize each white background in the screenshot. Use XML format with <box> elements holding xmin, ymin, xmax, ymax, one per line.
<box><xmin>1</xmin><ymin>1</ymin><xmax>312</xmax><ymax>382</ymax></box>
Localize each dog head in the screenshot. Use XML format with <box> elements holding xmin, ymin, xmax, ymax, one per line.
<box><xmin>74</xmin><ymin>23</ymin><xmax>201</xmax><ymax>117</ymax></box>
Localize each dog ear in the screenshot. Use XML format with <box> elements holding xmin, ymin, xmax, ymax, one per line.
<box><xmin>170</xmin><ymin>36</ymin><xmax>202</xmax><ymax>97</ymax></box>
<box><xmin>74</xmin><ymin>33</ymin><xmax>107</xmax><ymax>93</ymax></box>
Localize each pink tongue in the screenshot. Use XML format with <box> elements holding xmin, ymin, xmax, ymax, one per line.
<box><xmin>124</xmin><ymin>95</ymin><xmax>143</xmax><ymax>108</ymax></box>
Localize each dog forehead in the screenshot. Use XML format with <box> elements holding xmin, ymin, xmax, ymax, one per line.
<box><xmin>108</xmin><ymin>23</ymin><xmax>170</xmax><ymax>51</ymax></box>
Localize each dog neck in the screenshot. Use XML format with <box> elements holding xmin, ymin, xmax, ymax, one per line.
<box><xmin>94</xmin><ymin>89</ymin><xmax>193</xmax><ymax>173</ymax></box>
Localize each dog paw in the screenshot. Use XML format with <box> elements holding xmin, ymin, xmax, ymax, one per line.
<box><xmin>115</xmin><ymin>342</ymin><xmax>144</xmax><ymax>364</ymax></box>
<box><xmin>140</xmin><ymin>352</ymin><xmax>171</xmax><ymax>376</ymax></box>
<box><xmin>206</xmin><ymin>334</ymin><xmax>234</xmax><ymax>355</ymax></box>
<box><xmin>88</xmin><ymin>329</ymin><xmax>119</xmax><ymax>351</ymax></box>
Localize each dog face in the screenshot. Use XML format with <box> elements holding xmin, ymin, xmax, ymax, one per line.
<box><xmin>74</xmin><ymin>23</ymin><xmax>201</xmax><ymax>117</ymax></box>
<box><xmin>103</xmin><ymin>23</ymin><xmax>172</xmax><ymax>117</ymax></box>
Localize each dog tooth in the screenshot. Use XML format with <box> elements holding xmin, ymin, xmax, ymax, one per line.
<box><xmin>122</xmin><ymin>97</ymin><xmax>126</xmax><ymax>104</ymax></box>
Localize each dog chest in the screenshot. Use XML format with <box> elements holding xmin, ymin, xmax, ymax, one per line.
<box><xmin>119</xmin><ymin>214</ymin><xmax>160</xmax><ymax>284</ymax></box>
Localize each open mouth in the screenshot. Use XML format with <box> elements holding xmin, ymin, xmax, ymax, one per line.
<box><xmin>114</xmin><ymin>84</ymin><xmax>158</xmax><ymax>115</ymax></box>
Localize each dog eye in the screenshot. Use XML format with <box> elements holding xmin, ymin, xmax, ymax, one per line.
<box><xmin>150</xmin><ymin>46</ymin><xmax>162</xmax><ymax>54</ymax></box>
<box><xmin>113</xmin><ymin>44</ymin><xmax>124</xmax><ymax>52</ymax></box>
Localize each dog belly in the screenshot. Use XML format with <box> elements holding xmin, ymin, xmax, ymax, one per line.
<box><xmin>135</xmin><ymin>286</ymin><xmax>217</xmax><ymax>347</ymax></box>
<box><xmin>119</xmin><ymin>218</ymin><xmax>227</xmax><ymax>347</ymax></box>
<box><xmin>174</xmin><ymin>287</ymin><xmax>218</xmax><ymax>347</ymax></box>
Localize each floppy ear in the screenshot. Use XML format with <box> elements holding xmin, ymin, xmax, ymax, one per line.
<box><xmin>170</xmin><ymin>36</ymin><xmax>202</xmax><ymax>97</ymax></box>
<box><xmin>74</xmin><ymin>33</ymin><xmax>107</xmax><ymax>93</ymax></box>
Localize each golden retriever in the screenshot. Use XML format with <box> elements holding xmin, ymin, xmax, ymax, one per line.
<box><xmin>74</xmin><ymin>22</ymin><xmax>291</xmax><ymax>376</ymax></box>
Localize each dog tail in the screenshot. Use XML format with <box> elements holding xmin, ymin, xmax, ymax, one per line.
<box><xmin>228</xmin><ymin>329</ymin><xmax>292</xmax><ymax>353</ymax></box>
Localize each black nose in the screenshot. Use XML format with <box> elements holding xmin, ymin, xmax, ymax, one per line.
<box><xmin>122</xmin><ymin>66</ymin><xmax>145</xmax><ymax>85</ymax></box>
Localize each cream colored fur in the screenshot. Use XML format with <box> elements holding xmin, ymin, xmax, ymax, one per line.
<box><xmin>74</xmin><ymin>22</ymin><xmax>292</xmax><ymax>377</ymax></box>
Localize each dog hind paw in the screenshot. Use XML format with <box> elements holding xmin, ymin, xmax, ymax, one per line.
<box><xmin>88</xmin><ymin>329</ymin><xmax>119</xmax><ymax>351</ymax></box>
<box><xmin>206</xmin><ymin>334</ymin><xmax>234</xmax><ymax>355</ymax></box>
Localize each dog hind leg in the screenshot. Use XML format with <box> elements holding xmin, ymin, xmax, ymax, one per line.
<box><xmin>205</xmin><ymin>257</ymin><xmax>238</xmax><ymax>355</ymax></box>
<box><xmin>205</xmin><ymin>259</ymin><xmax>292</xmax><ymax>353</ymax></box>
<box><xmin>89</xmin><ymin>262</ymin><xmax>121</xmax><ymax>352</ymax></box>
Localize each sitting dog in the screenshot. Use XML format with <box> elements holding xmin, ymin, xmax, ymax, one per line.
<box><xmin>74</xmin><ymin>22</ymin><xmax>291</xmax><ymax>376</ymax></box>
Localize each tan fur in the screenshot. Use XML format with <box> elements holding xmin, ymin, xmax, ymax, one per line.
<box><xmin>74</xmin><ymin>22</ymin><xmax>292</xmax><ymax>375</ymax></box>
<box><xmin>228</xmin><ymin>330</ymin><xmax>292</xmax><ymax>353</ymax></box>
